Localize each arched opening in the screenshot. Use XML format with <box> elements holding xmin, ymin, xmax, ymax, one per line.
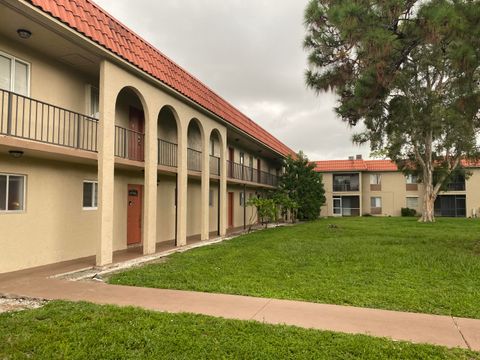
<box><xmin>209</xmin><ymin>129</ymin><xmax>223</xmax><ymax>236</ymax></box>
<box><xmin>112</xmin><ymin>86</ymin><xmax>147</xmax><ymax>251</ymax></box>
<box><xmin>187</xmin><ymin>119</ymin><xmax>203</xmax><ymax>172</ymax></box>
<box><xmin>186</xmin><ymin>118</ymin><xmax>204</xmax><ymax>240</ymax></box>
<box><xmin>114</xmin><ymin>87</ymin><xmax>146</xmax><ymax>162</ymax></box>
<box><xmin>157</xmin><ymin>106</ymin><xmax>179</xmax><ymax>168</ymax></box>
<box><xmin>156</xmin><ymin>105</ymin><xmax>180</xmax><ymax>245</ymax></box>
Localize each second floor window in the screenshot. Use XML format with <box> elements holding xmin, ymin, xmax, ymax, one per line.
<box><xmin>239</xmin><ymin>152</ymin><xmax>245</xmax><ymax>165</ymax></box>
<box><xmin>0</xmin><ymin>52</ymin><xmax>30</xmax><ymax>96</ymax></box>
<box><xmin>90</xmin><ymin>86</ymin><xmax>99</xmax><ymax>119</ymax></box>
<box><xmin>406</xmin><ymin>174</ymin><xmax>418</xmax><ymax>184</ymax></box>
<box><xmin>370</xmin><ymin>174</ymin><xmax>381</xmax><ymax>185</ymax></box>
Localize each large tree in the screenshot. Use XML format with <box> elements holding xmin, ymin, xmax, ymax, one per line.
<box><xmin>304</xmin><ymin>0</ymin><xmax>480</xmax><ymax>222</ymax></box>
<box><xmin>278</xmin><ymin>151</ymin><xmax>326</xmax><ymax>220</ymax></box>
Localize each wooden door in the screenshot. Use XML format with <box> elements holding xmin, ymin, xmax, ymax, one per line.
<box><xmin>228</xmin><ymin>192</ymin><xmax>234</xmax><ymax>228</ymax></box>
<box><xmin>127</xmin><ymin>184</ymin><xmax>143</xmax><ymax>245</ymax></box>
<box><xmin>129</xmin><ymin>107</ymin><xmax>145</xmax><ymax>161</ymax></box>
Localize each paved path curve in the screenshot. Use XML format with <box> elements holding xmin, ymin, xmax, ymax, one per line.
<box><xmin>0</xmin><ymin>261</ymin><xmax>479</xmax><ymax>352</ymax></box>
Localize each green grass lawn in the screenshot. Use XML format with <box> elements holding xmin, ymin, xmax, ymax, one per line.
<box><xmin>109</xmin><ymin>217</ymin><xmax>480</xmax><ymax>319</ymax></box>
<box><xmin>0</xmin><ymin>301</ymin><xmax>478</xmax><ymax>359</ymax></box>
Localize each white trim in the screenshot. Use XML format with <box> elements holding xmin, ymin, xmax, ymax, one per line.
<box><xmin>0</xmin><ymin>173</ymin><xmax>27</xmax><ymax>214</ymax></box>
<box><xmin>0</xmin><ymin>49</ymin><xmax>31</xmax><ymax>97</ymax></box>
<box><xmin>82</xmin><ymin>180</ymin><xmax>98</xmax><ymax>210</ymax></box>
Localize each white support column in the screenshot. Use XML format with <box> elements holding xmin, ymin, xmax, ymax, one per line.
<box><xmin>201</xmin><ymin>134</ymin><xmax>210</xmax><ymax>240</ymax></box>
<box><xmin>143</xmin><ymin>106</ymin><xmax>157</xmax><ymax>255</ymax></box>
<box><xmin>219</xmin><ymin>138</ymin><xmax>227</xmax><ymax>236</ymax></box>
<box><xmin>176</xmin><ymin>125</ymin><xmax>188</xmax><ymax>246</ymax></box>
<box><xmin>97</xmin><ymin>61</ymin><xmax>115</xmax><ymax>267</ymax></box>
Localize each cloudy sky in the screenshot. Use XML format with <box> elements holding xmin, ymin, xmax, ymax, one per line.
<box><xmin>95</xmin><ymin>0</ymin><xmax>369</xmax><ymax>160</ymax></box>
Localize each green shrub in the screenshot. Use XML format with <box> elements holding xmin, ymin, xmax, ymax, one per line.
<box><xmin>401</xmin><ymin>208</ymin><xmax>417</xmax><ymax>217</ymax></box>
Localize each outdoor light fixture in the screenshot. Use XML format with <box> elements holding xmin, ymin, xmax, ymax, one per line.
<box><xmin>17</xmin><ymin>29</ymin><xmax>32</xmax><ymax>39</ymax></box>
<box><xmin>9</xmin><ymin>150</ymin><xmax>24</xmax><ymax>158</ymax></box>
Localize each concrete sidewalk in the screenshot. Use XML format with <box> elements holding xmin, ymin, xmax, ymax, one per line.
<box><xmin>0</xmin><ymin>263</ymin><xmax>479</xmax><ymax>352</ymax></box>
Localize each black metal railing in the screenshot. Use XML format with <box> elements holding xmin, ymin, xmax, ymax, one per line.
<box><xmin>445</xmin><ymin>182</ymin><xmax>466</xmax><ymax>191</ymax></box>
<box><xmin>226</xmin><ymin>160</ymin><xmax>278</xmax><ymax>186</ymax></box>
<box><xmin>158</xmin><ymin>139</ymin><xmax>177</xmax><ymax>167</ymax></box>
<box><xmin>333</xmin><ymin>184</ymin><xmax>360</xmax><ymax>192</ymax></box>
<box><xmin>0</xmin><ymin>89</ymin><xmax>98</xmax><ymax>152</ymax></box>
<box><xmin>210</xmin><ymin>155</ymin><xmax>220</xmax><ymax>175</ymax></box>
<box><xmin>187</xmin><ymin>148</ymin><xmax>202</xmax><ymax>172</ymax></box>
<box><xmin>114</xmin><ymin>125</ymin><xmax>144</xmax><ymax>161</ymax></box>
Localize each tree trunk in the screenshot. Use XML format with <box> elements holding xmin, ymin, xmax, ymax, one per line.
<box><xmin>419</xmin><ymin>164</ymin><xmax>436</xmax><ymax>223</ymax></box>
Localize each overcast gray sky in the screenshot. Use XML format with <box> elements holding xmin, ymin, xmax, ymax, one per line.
<box><xmin>94</xmin><ymin>0</ymin><xmax>369</xmax><ymax>160</ymax></box>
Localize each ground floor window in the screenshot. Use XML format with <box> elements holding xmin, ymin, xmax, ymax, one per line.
<box><xmin>83</xmin><ymin>181</ymin><xmax>98</xmax><ymax>210</ymax></box>
<box><xmin>434</xmin><ymin>195</ymin><xmax>466</xmax><ymax>218</ymax></box>
<box><xmin>371</xmin><ymin>197</ymin><xmax>382</xmax><ymax>208</ymax></box>
<box><xmin>406</xmin><ymin>197</ymin><xmax>419</xmax><ymax>209</ymax></box>
<box><xmin>0</xmin><ymin>173</ymin><xmax>26</xmax><ymax>212</ymax></box>
<box><xmin>239</xmin><ymin>192</ymin><xmax>245</xmax><ymax>207</ymax></box>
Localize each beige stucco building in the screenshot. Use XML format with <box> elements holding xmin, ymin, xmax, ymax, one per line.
<box><xmin>316</xmin><ymin>156</ymin><xmax>479</xmax><ymax>218</ymax></box>
<box><xmin>0</xmin><ymin>0</ymin><xmax>293</xmax><ymax>273</ymax></box>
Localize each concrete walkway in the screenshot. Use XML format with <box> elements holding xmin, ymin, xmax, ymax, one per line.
<box><xmin>0</xmin><ymin>261</ymin><xmax>479</xmax><ymax>352</ymax></box>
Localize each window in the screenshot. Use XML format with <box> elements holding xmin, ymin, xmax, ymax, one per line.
<box><xmin>240</xmin><ymin>192</ymin><xmax>245</xmax><ymax>207</ymax></box>
<box><xmin>0</xmin><ymin>52</ymin><xmax>30</xmax><ymax>96</ymax></box>
<box><xmin>406</xmin><ymin>174</ymin><xmax>418</xmax><ymax>184</ymax></box>
<box><xmin>239</xmin><ymin>152</ymin><xmax>245</xmax><ymax>165</ymax></box>
<box><xmin>370</xmin><ymin>174</ymin><xmax>381</xmax><ymax>185</ymax></box>
<box><xmin>209</xmin><ymin>189</ymin><xmax>214</xmax><ymax>207</ymax></box>
<box><xmin>83</xmin><ymin>181</ymin><xmax>98</xmax><ymax>210</ymax></box>
<box><xmin>0</xmin><ymin>174</ymin><xmax>26</xmax><ymax>212</ymax></box>
<box><xmin>90</xmin><ymin>86</ymin><xmax>99</xmax><ymax>119</ymax></box>
<box><xmin>210</xmin><ymin>139</ymin><xmax>215</xmax><ymax>156</ymax></box>
<box><xmin>371</xmin><ymin>197</ymin><xmax>382</xmax><ymax>208</ymax></box>
<box><xmin>406</xmin><ymin>197</ymin><xmax>419</xmax><ymax>209</ymax></box>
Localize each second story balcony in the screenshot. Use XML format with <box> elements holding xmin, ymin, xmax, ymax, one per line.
<box><xmin>227</xmin><ymin>160</ymin><xmax>278</xmax><ymax>187</ymax></box>
<box><xmin>0</xmin><ymin>89</ymin><xmax>98</xmax><ymax>153</ymax></box>
<box><xmin>333</xmin><ymin>173</ymin><xmax>360</xmax><ymax>192</ymax></box>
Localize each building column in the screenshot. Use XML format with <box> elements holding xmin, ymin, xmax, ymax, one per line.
<box><xmin>219</xmin><ymin>139</ymin><xmax>227</xmax><ymax>236</ymax></box>
<box><xmin>143</xmin><ymin>107</ymin><xmax>157</xmax><ymax>255</ymax></box>
<box><xmin>176</xmin><ymin>124</ymin><xmax>188</xmax><ymax>246</ymax></box>
<box><xmin>97</xmin><ymin>61</ymin><xmax>115</xmax><ymax>267</ymax></box>
<box><xmin>201</xmin><ymin>135</ymin><xmax>210</xmax><ymax>240</ymax></box>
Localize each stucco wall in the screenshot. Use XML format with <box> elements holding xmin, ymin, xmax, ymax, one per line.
<box><xmin>0</xmin><ymin>155</ymin><xmax>98</xmax><ymax>273</ymax></box>
<box><xmin>0</xmin><ymin>37</ymin><xmax>96</xmax><ymax>114</ymax></box>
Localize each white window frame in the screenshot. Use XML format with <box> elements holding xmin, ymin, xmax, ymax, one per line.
<box><xmin>406</xmin><ymin>197</ymin><xmax>419</xmax><ymax>209</ymax></box>
<box><xmin>0</xmin><ymin>50</ymin><xmax>31</xmax><ymax>96</ymax></box>
<box><xmin>370</xmin><ymin>174</ymin><xmax>381</xmax><ymax>185</ymax></box>
<box><xmin>89</xmin><ymin>85</ymin><xmax>99</xmax><ymax>119</ymax></box>
<box><xmin>0</xmin><ymin>173</ymin><xmax>27</xmax><ymax>213</ymax></box>
<box><xmin>406</xmin><ymin>174</ymin><xmax>418</xmax><ymax>184</ymax></box>
<box><xmin>82</xmin><ymin>180</ymin><xmax>98</xmax><ymax>210</ymax></box>
<box><xmin>240</xmin><ymin>192</ymin><xmax>245</xmax><ymax>207</ymax></box>
<box><xmin>371</xmin><ymin>196</ymin><xmax>382</xmax><ymax>208</ymax></box>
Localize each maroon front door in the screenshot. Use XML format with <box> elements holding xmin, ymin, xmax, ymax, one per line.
<box><xmin>129</xmin><ymin>107</ymin><xmax>145</xmax><ymax>161</ymax></box>
<box><xmin>127</xmin><ymin>184</ymin><xmax>143</xmax><ymax>245</ymax></box>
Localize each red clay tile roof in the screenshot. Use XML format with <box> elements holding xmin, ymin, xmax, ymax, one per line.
<box><xmin>314</xmin><ymin>159</ymin><xmax>398</xmax><ymax>172</ymax></box>
<box><xmin>315</xmin><ymin>159</ymin><xmax>480</xmax><ymax>172</ymax></box>
<box><xmin>28</xmin><ymin>0</ymin><xmax>294</xmax><ymax>156</ymax></box>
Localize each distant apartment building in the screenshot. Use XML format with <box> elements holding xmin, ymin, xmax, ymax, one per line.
<box><xmin>0</xmin><ymin>0</ymin><xmax>294</xmax><ymax>273</ymax></box>
<box><xmin>315</xmin><ymin>156</ymin><xmax>480</xmax><ymax>218</ymax></box>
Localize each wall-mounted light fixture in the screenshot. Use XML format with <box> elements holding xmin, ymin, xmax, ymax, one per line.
<box><xmin>17</xmin><ymin>29</ymin><xmax>32</xmax><ymax>39</ymax></box>
<box><xmin>9</xmin><ymin>150</ymin><xmax>24</xmax><ymax>158</ymax></box>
